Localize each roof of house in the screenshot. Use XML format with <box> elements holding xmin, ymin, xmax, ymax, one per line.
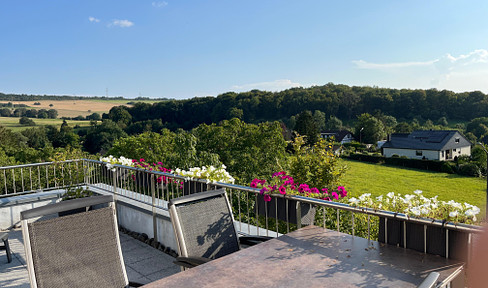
<box><xmin>382</xmin><ymin>130</ymin><xmax>472</xmax><ymax>151</ymax></box>
<box><xmin>320</xmin><ymin>130</ymin><xmax>354</xmax><ymax>142</ymax></box>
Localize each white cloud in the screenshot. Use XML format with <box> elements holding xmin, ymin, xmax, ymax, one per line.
<box><xmin>352</xmin><ymin>59</ymin><xmax>435</xmax><ymax>69</ymax></box>
<box><xmin>88</xmin><ymin>16</ymin><xmax>100</xmax><ymax>23</ymax></box>
<box><xmin>152</xmin><ymin>1</ymin><xmax>168</xmax><ymax>8</ymax></box>
<box><xmin>351</xmin><ymin>49</ymin><xmax>488</xmax><ymax>93</ymax></box>
<box><xmin>231</xmin><ymin>79</ymin><xmax>301</xmax><ymax>92</ymax></box>
<box><xmin>109</xmin><ymin>19</ymin><xmax>134</xmax><ymax>28</ymax></box>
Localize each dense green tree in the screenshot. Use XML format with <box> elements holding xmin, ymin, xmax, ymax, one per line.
<box><xmin>0</xmin><ymin>108</ymin><xmax>11</xmax><ymax>117</ymax></box>
<box><xmin>83</xmin><ymin>120</ymin><xmax>126</xmax><ymax>154</ymax></box>
<box><xmin>294</xmin><ymin>110</ymin><xmax>319</xmax><ymax>145</ymax></box>
<box><xmin>47</xmin><ymin>109</ymin><xmax>58</xmax><ymax>119</ymax></box>
<box><xmin>193</xmin><ymin>118</ymin><xmax>287</xmax><ymax>183</ymax></box>
<box><xmin>394</xmin><ymin>122</ymin><xmax>413</xmax><ymax>133</ymax></box>
<box><xmin>19</xmin><ymin>117</ymin><xmax>36</xmax><ymax>126</ymax></box>
<box><xmin>47</xmin><ymin>121</ymin><xmax>80</xmax><ymax>149</ymax></box>
<box><xmin>467</xmin><ymin>118</ymin><xmax>488</xmax><ymax>139</ymax></box>
<box><xmin>313</xmin><ymin>110</ymin><xmax>326</xmax><ymax>131</ymax></box>
<box><xmin>86</xmin><ymin>112</ymin><xmax>101</xmax><ymax>120</ymax></box>
<box><xmin>21</xmin><ymin>127</ymin><xmax>52</xmax><ymax>149</ymax></box>
<box><xmin>107</xmin><ymin>106</ymin><xmax>132</xmax><ymax>128</ymax></box>
<box><xmin>355</xmin><ymin>113</ymin><xmax>386</xmax><ymax>144</ymax></box>
<box><xmin>325</xmin><ymin>116</ymin><xmax>343</xmax><ymax>130</ymax></box>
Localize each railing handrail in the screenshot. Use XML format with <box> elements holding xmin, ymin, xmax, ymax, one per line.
<box><xmin>0</xmin><ymin>159</ymin><xmax>82</xmax><ymax>171</ymax></box>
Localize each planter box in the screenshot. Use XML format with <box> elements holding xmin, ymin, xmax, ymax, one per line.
<box><xmin>378</xmin><ymin>217</ymin><xmax>470</xmax><ymax>261</ymax></box>
<box><xmin>256</xmin><ymin>195</ymin><xmax>316</xmax><ymax>225</ymax></box>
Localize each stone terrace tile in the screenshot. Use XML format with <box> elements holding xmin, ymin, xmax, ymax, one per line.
<box><xmin>0</xmin><ymin>228</ymin><xmax>180</xmax><ymax>287</ymax></box>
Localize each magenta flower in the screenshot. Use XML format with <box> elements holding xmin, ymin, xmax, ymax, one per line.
<box><xmin>279</xmin><ymin>185</ymin><xmax>287</xmax><ymax>195</ymax></box>
<box><xmin>157</xmin><ymin>176</ymin><xmax>162</xmax><ymax>183</ymax></box>
<box><xmin>311</xmin><ymin>188</ymin><xmax>319</xmax><ymax>194</ymax></box>
<box><xmin>140</xmin><ymin>158</ymin><xmax>145</xmax><ymax>162</ymax></box>
<box><xmin>250</xmin><ymin>179</ymin><xmax>259</xmax><ymax>188</ymax></box>
<box><xmin>321</xmin><ymin>188</ymin><xmax>328</xmax><ymax>194</ymax></box>
<box><xmin>131</xmin><ymin>174</ymin><xmax>136</xmax><ymax>181</ymax></box>
<box><xmin>259</xmin><ymin>187</ymin><xmax>268</xmax><ymax>195</ymax></box>
<box><xmin>331</xmin><ymin>192</ymin><xmax>339</xmax><ymax>200</ymax></box>
<box><xmin>158</xmin><ymin>162</ymin><xmax>163</xmax><ymax>165</ymax></box>
<box><xmin>132</xmin><ymin>159</ymin><xmax>137</xmax><ymax>163</ymax></box>
<box><xmin>263</xmin><ymin>194</ymin><xmax>272</xmax><ymax>202</ymax></box>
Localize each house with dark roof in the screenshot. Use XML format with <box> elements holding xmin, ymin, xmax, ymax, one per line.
<box><xmin>320</xmin><ymin>130</ymin><xmax>355</xmax><ymax>144</ymax></box>
<box><xmin>382</xmin><ymin>130</ymin><xmax>472</xmax><ymax>161</ymax></box>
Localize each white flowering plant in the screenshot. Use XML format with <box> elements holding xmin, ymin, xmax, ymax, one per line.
<box><xmin>175</xmin><ymin>165</ymin><xmax>235</xmax><ymax>184</ymax></box>
<box><xmin>100</xmin><ymin>155</ymin><xmax>133</xmax><ymax>171</ymax></box>
<box><xmin>348</xmin><ymin>190</ymin><xmax>481</xmax><ymax>224</ymax></box>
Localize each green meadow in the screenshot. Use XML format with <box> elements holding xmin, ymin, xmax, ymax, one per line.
<box><xmin>0</xmin><ymin>117</ymin><xmax>92</xmax><ymax>132</ymax></box>
<box><xmin>342</xmin><ymin>159</ymin><xmax>486</xmax><ymax>219</ymax></box>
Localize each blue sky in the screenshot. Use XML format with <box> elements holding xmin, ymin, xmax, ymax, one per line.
<box><xmin>2</xmin><ymin>1</ymin><xmax>488</xmax><ymax>99</ymax></box>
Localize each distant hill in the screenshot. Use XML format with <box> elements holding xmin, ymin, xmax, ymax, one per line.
<box><xmin>0</xmin><ymin>93</ymin><xmax>170</xmax><ymax>101</ymax></box>
<box><xmin>106</xmin><ymin>83</ymin><xmax>488</xmax><ymax>130</ymax></box>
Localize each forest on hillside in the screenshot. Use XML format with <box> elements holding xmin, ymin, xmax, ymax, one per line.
<box><xmin>109</xmin><ymin>83</ymin><xmax>488</xmax><ymax>130</ymax></box>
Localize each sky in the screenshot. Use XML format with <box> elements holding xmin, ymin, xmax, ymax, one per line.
<box><xmin>2</xmin><ymin>0</ymin><xmax>488</xmax><ymax>99</ymax></box>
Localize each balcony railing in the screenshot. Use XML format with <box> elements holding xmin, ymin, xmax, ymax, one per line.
<box><xmin>1</xmin><ymin>159</ymin><xmax>483</xmax><ymax>263</ymax></box>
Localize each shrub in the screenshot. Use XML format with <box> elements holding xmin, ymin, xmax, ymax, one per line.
<box><xmin>458</xmin><ymin>163</ymin><xmax>481</xmax><ymax>177</ymax></box>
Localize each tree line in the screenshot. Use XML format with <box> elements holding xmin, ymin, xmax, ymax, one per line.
<box><xmin>101</xmin><ymin>83</ymin><xmax>488</xmax><ymax>131</ymax></box>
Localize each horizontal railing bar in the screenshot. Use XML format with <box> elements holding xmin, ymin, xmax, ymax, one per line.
<box><xmin>0</xmin><ymin>159</ymin><xmax>82</xmax><ymax>170</ymax></box>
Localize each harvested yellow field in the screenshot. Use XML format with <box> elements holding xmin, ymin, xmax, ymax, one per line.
<box><xmin>0</xmin><ymin>99</ymin><xmax>132</xmax><ymax>118</ymax></box>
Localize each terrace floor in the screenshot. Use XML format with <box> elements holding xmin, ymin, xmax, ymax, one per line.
<box><xmin>0</xmin><ymin>228</ymin><xmax>180</xmax><ymax>287</ymax></box>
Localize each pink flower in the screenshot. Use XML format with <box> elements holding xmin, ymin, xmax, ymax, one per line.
<box><xmin>132</xmin><ymin>159</ymin><xmax>137</xmax><ymax>163</ymax></box>
<box><xmin>259</xmin><ymin>187</ymin><xmax>268</xmax><ymax>195</ymax></box>
<box><xmin>131</xmin><ymin>174</ymin><xmax>136</xmax><ymax>181</ymax></box>
<box><xmin>250</xmin><ymin>179</ymin><xmax>259</xmax><ymax>188</ymax></box>
<box><xmin>321</xmin><ymin>188</ymin><xmax>328</xmax><ymax>194</ymax></box>
<box><xmin>158</xmin><ymin>162</ymin><xmax>163</xmax><ymax>165</ymax></box>
<box><xmin>157</xmin><ymin>176</ymin><xmax>162</xmax><ymax>183</ymax></box>
<box><xmin>331</xmin><ymin>192</ymin><xmax>339</xmax><ymax>200</ymax></box>
<box><xmin>140</xmin><ymin>158</ymin><xmax>145</xmax><ymax>162</ymax></box>
<box><xmin>263</xmin><ymin>194</ymin><xmax>272</xmax><ymax>202</ymax></box>
<box><xmin>279</xmin><ymin>185</ymin><xmax>286</xmax><ymax>195</ymax></box>
<box><xmin>311</xmin><ymin>188</ymin><xmax>319</xmax><ymax>194</ymax></box>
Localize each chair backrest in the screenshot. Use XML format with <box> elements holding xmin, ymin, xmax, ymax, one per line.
<box><xmin>21</xmin><ymin>195</ymin><xmax>129</xmax><ymax>288</ymax></box>
<box><xmin>169</xmin><ymin>189</ymin><xmax>240</xmax><ymax>260</ymax></box>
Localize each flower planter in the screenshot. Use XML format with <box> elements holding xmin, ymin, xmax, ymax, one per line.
<box><xmin>378</xmin><ymin>217</ymin><xmax>470</xmax><ymax>260</ymax></box>
<box><xmin>182</xmin><ymin>181</ymin><xmax>208</xmax><ymax>195</ymax></box>
<box><xmin>256</xmin><ymin>195</ymin><xmax>316</xmax><ymax>225</ymax></box>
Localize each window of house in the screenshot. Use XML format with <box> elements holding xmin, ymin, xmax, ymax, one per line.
<box><xmin>441</xmin><ymin>151</ymin><xmax>444</xmax><ymax>157</ymax></box>
<box><xmin>416</xmin><ymin>150</ymin><xmax>423</xmax><ymax>156</ymax></box>
<box><xmin>455</xmin><ymin>138</ymin><xmax>460</xmax><ymax>143</ymax></box>
<box><xmin>453</xmin><ymin>148</ymin><xmax>456</xmax><ymax>152</ymax></box>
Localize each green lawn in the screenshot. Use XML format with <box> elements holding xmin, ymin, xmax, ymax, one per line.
<box><xmin>0</xmin><ymin>117</ymin><xmax>92</xmax><ymax>132</ymax></box>
<box><xmin>341</xmin><ymin>159</ymin><xmax>486</xmax><ymax>218</ymax></box>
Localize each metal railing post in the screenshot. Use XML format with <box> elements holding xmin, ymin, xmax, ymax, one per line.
<box><xmin>151</xmin><ymin>174</ymin><xmax>158</xmax><ymax>243</ymax></box>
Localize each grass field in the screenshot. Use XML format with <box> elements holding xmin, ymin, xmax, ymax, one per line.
<box><xmin>0</xmin><ymin>99</ymin><xmax>162</xmax><ymax>118</ymax></box>
<box><xmin>0</xmin><ymin>117</ymin><xmax>92</xmax><ymax>132</ymax></box>
<box><xmin>342</xmin><ymin>159</ymin><xmax>486</xmax><ymax>217</ymax></box>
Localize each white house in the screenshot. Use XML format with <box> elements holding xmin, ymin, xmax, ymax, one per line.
<box><xmin>382</xmin><ymin>130</ymin><xmax>471</xmax><ymax>161</ymax></box>
<box><xmin>320</xmin><ymin>130</ymin><xmax>355</xmax><ymax>144</ymax></box>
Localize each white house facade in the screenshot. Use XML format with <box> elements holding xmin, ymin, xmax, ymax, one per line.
<box><xmin>381</xmin><ymin>131</ymin><xmax>471</xmax><ymax>161</ymax></box>
<box><xmin>320</xmin><ymin>130</ymin><xmax>355</xmax><ymax>144</ymax></box>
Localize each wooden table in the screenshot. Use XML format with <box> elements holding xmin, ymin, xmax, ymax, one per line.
<box><xmin>143</xmin><ymin>226</ymin><xmax>464</xmax><ymax>287</ymax></box>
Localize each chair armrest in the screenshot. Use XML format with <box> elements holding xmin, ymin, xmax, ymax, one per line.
<box><xmin>239</xmin><ymin>235</ymin><xmax>273</xmax><ymax>247</ymax></box>
<box><xmin>417</xmin><ymin>272</ymin><xmax>440</xmax><ymax>288</ymax></box>
<box><xmin>173</xmin><ymin>256</ymin><xmax>212</xmax><ymax>268</ymax></box>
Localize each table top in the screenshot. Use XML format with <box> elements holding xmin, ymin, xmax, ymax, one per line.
<box><xmin>143</xmin><ymin>225</ymin><xmax>464</xmax><ymax>288</ymax></box>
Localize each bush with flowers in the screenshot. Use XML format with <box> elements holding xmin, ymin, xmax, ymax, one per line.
<box><xmin>348</xmin><ymin>190</ymin><xmax>481</xmax><ymax>224</ymax></box>
<box><xmin>251</xmin><ymin>171</ymin><xmax>347</xmax><ymax>202</ymax></box>
<box><xmin>175</xmin><ymin>165</ymin><xmax>235</xmax><ymax>184</ymax></box>
<box><xmin>100</xmin><ymin>155</ymin><xmax>236</xmax><ymax>186</ymax></box>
